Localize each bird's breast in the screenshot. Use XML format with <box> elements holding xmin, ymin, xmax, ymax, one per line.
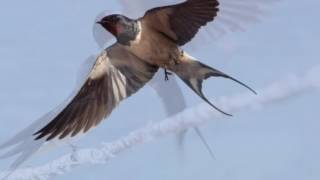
<box><xmin>125</xmin><ymin>21</ymin><xmax>179</xmax><ymax>67</ymax></box>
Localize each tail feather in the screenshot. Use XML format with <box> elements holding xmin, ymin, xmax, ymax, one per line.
<box><xmin>183</xmin><ymin>76</ymin><xmax>233</xmax><ymax>116</ymax></box>
<box><xmin>202</xmin><ymin>63</ymin><xmax>257</xmax><ymax>95</ymax></box>
<box><xmin>172</xmin><ymin>54</ymin><xmax>256</xmax><ymax>116</ymax></box>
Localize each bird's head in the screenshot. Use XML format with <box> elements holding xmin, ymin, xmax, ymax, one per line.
<box><xmin>97</xmin><ymin>14</ymin><xmax>133</xmax><ymax>37</ymax></box>
<box><xmin>97</xmin><ymin>14</ymin><xmax>140</xmax><ymax>46</ymax></box>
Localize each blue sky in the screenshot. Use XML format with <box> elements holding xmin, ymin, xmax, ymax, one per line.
<box><xmin>0</xmin><ymin>0</ymin><xmax>319</xmax><ymax>179</ymax></box>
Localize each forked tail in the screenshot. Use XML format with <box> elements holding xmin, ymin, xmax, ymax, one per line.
<box><xmin>171</xmin><ymin>52</ymin><xmax>257</xmax><ymax>116</ymax></box>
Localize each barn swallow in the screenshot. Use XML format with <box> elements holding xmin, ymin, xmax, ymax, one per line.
<box><xmin>34</xmin><ymin>0</ymin><xmax>256</xmax><ymax>141</ymax></box>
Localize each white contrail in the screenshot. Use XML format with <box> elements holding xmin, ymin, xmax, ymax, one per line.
<box><xmin>1</xmin><ymin>65</ymin><xmax>319</xmax><ymax>180</ymax></box>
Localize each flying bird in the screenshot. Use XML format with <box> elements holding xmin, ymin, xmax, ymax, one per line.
<box><xmin>33</xmin><ymin>0</ymin><xmax>256</xmax><ymax>141</ymax></box>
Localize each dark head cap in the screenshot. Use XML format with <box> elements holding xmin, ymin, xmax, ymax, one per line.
<box><xmin>97</xmin><ymin>14</ymin><xmax>129</xmax><ymax>36</ymax></box>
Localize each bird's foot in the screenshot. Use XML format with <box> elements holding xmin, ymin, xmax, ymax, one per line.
<box><xmin>164</xmin><ymin>69</ymin><xmax>173</xmax><ymax>81</ymax></box>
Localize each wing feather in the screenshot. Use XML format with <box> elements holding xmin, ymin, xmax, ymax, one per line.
<box><xmin>143</xmin><ymin>0</ymin><xmax>220</xmax><ymax>45</ymax></box>
<box><xmin>34</xmin><ymin>44</ymin><xmax>158</xmax><ymax>141</ymax></box>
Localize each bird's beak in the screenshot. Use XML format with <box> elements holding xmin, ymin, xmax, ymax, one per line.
<box><xmin>96</xmin><ymin>20</ymin><xmax>113</xmax><ymax>26</ymax></box>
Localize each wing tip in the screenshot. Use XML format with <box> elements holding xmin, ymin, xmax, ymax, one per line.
<box><xmin>33</xmin><ymin>131</ymin><xmax>49</xmax><ymax>141</ymax></box>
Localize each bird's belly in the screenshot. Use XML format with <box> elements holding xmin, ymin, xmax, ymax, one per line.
<box><xmin>127</xmin><ymin>37</ymin><xmax>179</xmax><ymax>68</ymax></box>
<box><xmin>130</xmin><ymin>44</ymin><xmax>168</xmax><ymax>65</ymax></box>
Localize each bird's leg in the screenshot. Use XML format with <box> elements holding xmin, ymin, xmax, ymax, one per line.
<box><xmin>164</xmin><ymin>68</ymin><xmax>173</xmax><ymax>81</ymax></box>
<box><xmin>164</xmin><ymin>51</ymin><xmax>184</xmax><ymax>81</ymax></box>
<box><xmin>169</xmin><ymin>53</ymin><xmax>181</xmax><ymax>65</ymax></box>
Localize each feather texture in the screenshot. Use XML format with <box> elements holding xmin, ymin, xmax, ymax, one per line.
<box><xmin>143</xmin><ymin>0</ymin><xmax>219</xmax><ymax>45</ymax></box>
<box><xmin>34</xmin><ymin>44</ymin><xmax>158</xmax><ymax>141</ymax></box>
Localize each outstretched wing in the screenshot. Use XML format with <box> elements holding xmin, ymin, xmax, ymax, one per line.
<box><xmin>142</xmin><ymin>0</ymin><xmax>220</xmax><ymax>46</ymax></box>
<box><xmin>34</xmin><ymin>44</ymin><xmax>158</xmax><ymax>141</ymax></box>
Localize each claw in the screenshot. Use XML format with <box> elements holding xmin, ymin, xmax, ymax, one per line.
<box><xmin>164</xmin><ymin>69</ymin><xmax>173</xmax><ymax>81</ymax></box>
